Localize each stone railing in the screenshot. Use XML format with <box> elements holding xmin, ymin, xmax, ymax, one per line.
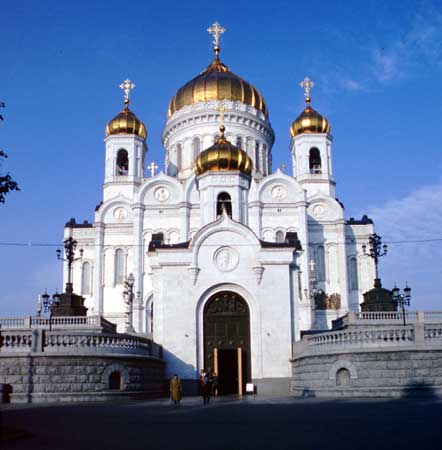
<box><xmin>308</xmin><ymin>326</ymin><xmax>414</xmax><ymax>348</ymax></box>
<box><xmin>0</xmin><ymin>331</ymin><xmax>34</xmax><ymax>353</ymax></box>
<box><xmin>0</xmin><ymin>315</ymin><xmax>116</xmax><ymax>333</ymax></box>
<box><xmin>0</xmin><ymin>318</ymin><xmax>26</xmax><ymax>329</ymax></box>
<box><xmin>0</xmin><ymin>328</ymin><xmax>162</xmax><ymax>358</ymax></box>
<box><xmin>294</xmin><ymin>321</ymin><xmax>442</xmax><ymax>358</ymax></box>
<box><xmin>0</xmin><ymin>315</ymin><xmax>162</xmax><ymax>359</ymax></box>
<box><xmin>43</xmin><ymin>332</ymin><xmax>162</xmax><ymax>357</ymax></box>
<box><xmin>334</xmin><ymin>311</ymin><xmax>442</xmax><ymax>328</ymax></box>
<box><xmin>424</xmin><ymin>326</ymin><xmax>442</xmax><ymax>341</ymax></box>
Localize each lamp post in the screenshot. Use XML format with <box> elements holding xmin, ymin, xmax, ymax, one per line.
<box><xmin>392</xmin><ymin>284</ymin><xmax>412</xmax><ymax>326</ymax></box>
<box><xmin>303</xmin><ymin>260</ymin><xmax>324</xmax><ymax>302</ymax></box>
<box><xmin>56</xmin><ymin>237</ymin><xmax>83</xmax><ymax>292</ymax></box>
<box><xmin>36</xmin><ymin>295</ymin><xmax>42</xmax><ymax>317</ymax></box>
<box><xmin>41</xmin><ymin>289</ymin><xmax>61</xmax><ymax>331</ymax></box>
<box><xmin>123</xmin><ymin>273</ymin><xmax>136</xmax><ymax>333</ymax></box>
<box><xmin>362</xmin><ymin>233</ymin><xmax>387</xmax><ymax>281</ymax></box>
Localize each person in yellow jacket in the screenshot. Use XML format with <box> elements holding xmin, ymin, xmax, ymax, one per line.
<box><xmin>170</xmin><ymin>374</ymin><xmax>183</xmax><ymax>405</ymax></box>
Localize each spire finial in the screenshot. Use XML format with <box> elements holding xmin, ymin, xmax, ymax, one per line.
<box><xmin>300</xmin><ymin>76</ymin><xmax>314</xmax><ymax>105</ymax></box>
<box><xmin>207</xmin><ymin>21</ymin><xmax>226</xmax><ymax>59</ymax></box>
<box><xmin>119</xmin><ymin>79</ymin><xmax>135</xmax><ymax>107</ymax></box>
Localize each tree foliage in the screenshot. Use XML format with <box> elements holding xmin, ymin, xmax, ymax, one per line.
<box><xmin>0</xmin><ymin>150</ymin><xmax>20</xmax><ymax>203</ymax></box>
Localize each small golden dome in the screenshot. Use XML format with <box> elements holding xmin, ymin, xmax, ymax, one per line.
<box><xmin>290</xmin><ymin>98</ymin><xmax>331</xmax><ymax>138</ymax></box>
<box><xmin>194</xmin><ymin>126</ymin><xmax>253</xmax><ymax>176</ymax></box>
<box><xmin>168</xmin><ymin>53</ymin><xmax>268</xmax><ymax>118</ymax></box>
<box><xmin>105</xmin><ymin>100</ymin><xmax>147</xmax><ymax>139</ymax></box>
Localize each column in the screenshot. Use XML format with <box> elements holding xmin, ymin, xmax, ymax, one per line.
<box><xmin>298</xmin><ymin>202</ymin><xmax>313</xmax><ymax>329</ymax></box>
<box><xmin>93</xmin><ymin>222</ymin><xmax>105</xmax><ymax>314</ymax></box>
<box><xmin>179</xmin><ymin>202</ymin><xmax>190</xmax><ymax>241</ymax></box>
<box><xmin>337</xmin><ymin>221</ymin><xmax>350</xmax><ymax>312</ymax></box>
<box><xmin>132</xmin><ymin>203</ymin><xmax>144</xmax><ymax>332</ymax></box>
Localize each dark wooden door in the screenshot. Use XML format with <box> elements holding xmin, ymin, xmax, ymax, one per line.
<box><xmin>204</xmin><ymin>291</ymin><xmax>251</xmax><ymax>394</ymax></box>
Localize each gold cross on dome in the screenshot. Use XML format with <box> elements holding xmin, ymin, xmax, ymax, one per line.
<box><xmin>119</xmin><ymin>79</ymin><xmax>135</xmax><ymax>103</ymax></box>
<box><xmin>216</xmin><ymin>103</ymin><xmax>226</xmax><ymax>127</ymax></box>
<box><xmin>300</xmin><ymin>77</ymin><xmax>314</xmax><ymax>99</ymax></box>
<box><xmin>207</xmin><ymin>21</ymin><xmax>226</xmax><ymax>49</ymax></box>
<box><xmin>147</xmin><ymin>162</ymin><xmax>158</xmax><ymax>177</ymax></box>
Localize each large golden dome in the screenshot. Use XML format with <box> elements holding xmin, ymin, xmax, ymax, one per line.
<box><xmin>195</xmin><ymin>125</ymin><xmax>253</xmax><ymax>176</ymax></box>
<box><xmin>105</xmin><ymin>100</ymin><xmax>147</xmax><ymax>139</ymax></box>
<box><xmin>168</xmin><ymin>53</ymin><xmax>268</xmax><ymax>118</ymax></box>
<box><xmin>290</xmin><ymin>98</ymin><xmax>330</xmax><ymax>138</ymax></box>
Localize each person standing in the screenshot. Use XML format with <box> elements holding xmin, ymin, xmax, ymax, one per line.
<box><xmin>212</xmin><ymin>372</ymin><xmax>219</xmax><ymax>396</ymax></box>
<box><xmin>200</xmin><ymin>369</ymin><xmax>211</xmax><ymax>404</ymax></box>
<box><xmin>170</xmin><ymin>374</ymin><xmax>182</xmax><ymax>405</ymax></box>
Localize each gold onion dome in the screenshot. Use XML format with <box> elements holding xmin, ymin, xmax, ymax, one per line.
<box><xmin>105</xmin><ymin>99</ymin><xmax>147</xmax><ymax>139</ymax></box>
<box><xmin>290</xmin><ymin>77</ymin><xmax>330</xmax><ymax>137</ymax></box>
<box><xmin>194</xmin><ymin>125</ymin><xmax>253</xmax><ymax>176</ymax></box>
<box><xmin>168</xmin><ymin>51</ymin><xmax>268</xmax><ymax>118</ymax></box>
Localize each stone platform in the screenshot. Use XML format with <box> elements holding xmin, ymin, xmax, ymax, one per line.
<box><xmin>291</xmin><ymin>311</ymin><xmax>442</xmax><ymax>398</ymax></box>
<box><xmin>0</xmin><ymin>315</ymin><xmax>165</xmax><ymax>403</ymax></box>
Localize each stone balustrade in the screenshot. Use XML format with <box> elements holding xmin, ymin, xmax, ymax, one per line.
<box><xmin>43</xmin><ymin>332</ymin><xmax>161</xmax><ymax>357</ymax></box>
<box><xmin>308</xmin><ymin>326</ymin><xmax>414</xmax><ymax>348</ymax></box>
<box><xmin>339</xmin><ymin>310</ymin><xmax>442</xmax><ymax>325</ymax></box>
<box><xmin>0</xmin><ymin>315</ymin><xmax>116</xmax><ymax>332</ymax></box>
<box><xmin>0</xmin><ymin>318</ymin><xmax>26</xmax><ymax>329</ymax></box>
<box><xmin>0</xmin><ymin>316</ymin><xmax>161</xmax><ymax>359</ymax></box>
<box><xmin>0</xmin><ymin>331</ymin><xmax>34</xmax><ymax>353</ymax></box>
<box><xmin>294</xmin><ymin>313</ymin><xmax>442</xmax><ymax>358</ymax></box>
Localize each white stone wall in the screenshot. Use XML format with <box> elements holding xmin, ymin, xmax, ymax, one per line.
<box><xmin>148</xmin><ymin>214</ymin><xmax>298</xmax><ymax>382</ymax></box>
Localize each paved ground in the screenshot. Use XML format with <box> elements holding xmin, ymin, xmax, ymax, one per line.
<box><xmin>1</xmin><ymin>396</ymin><xmax>442</xmax><ymax>450</ymax></box>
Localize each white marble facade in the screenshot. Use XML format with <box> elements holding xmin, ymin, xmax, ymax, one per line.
<box><xmin>64</xmin><ymin>64</ymin><xmax>376</xmax><ymax>385</ymax></box>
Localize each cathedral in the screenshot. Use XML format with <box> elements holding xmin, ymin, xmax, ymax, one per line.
<box><xmin>64</xmin><ymin>23</ymin><xmax>376</xmax><ymax>394</ymax></box>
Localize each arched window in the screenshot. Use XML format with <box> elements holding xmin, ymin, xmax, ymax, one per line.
<box><xmin>349</xmin><ymin>257</ymin><xmax>359</xmax><ymax>291</ymax></box>
<box><xmin>192</xmin><ymin>137</ymin><xmax>201</xmax><ymax>162</ymax></box>
<box><xmin>336</xmin><ymin>368</ymin><xmax>351</xmax><ymax>387</ymax></box>
<box><xmin>109</xmin><ymin>371</ymin><xmax>122</xmax><ymax>390</ymax></box>
<box><xmin>176</xmin><ymin>143</ymin><xmax>182</xmax><ymax>171</ymax></box>
<box><xmin>263</xmin><ymin>145</ymin><xmax>268</xmax><ymax>175</ymax></box>
<box><xmin>236</xmin><ymin>136</ymin><xmax>243</xmax><ymax>148</ymax></box>
<box><xmin>316</xmin><ymin>245</ymin><xmax>326</xmax><ymax>282</ymax></box>
<box><xmin>255</xmin><ymin>142</ymin><xmax>260</xmax><ymax>171</ymax></box>
<box><xmin>309</xmin><ymin>147</ymin><xmax>321</xmax><ymax>173</ymax></box>
<box><xmin>82</xmin><ymin>262</ymin><xmax>92</xmax><ymax>295</ymax></box>
<box><xmin>115</xmin><ymin>249</ymin><xmax>125</xmax><ymax>284</ymax></box>
<box><xmin>275</xmin><ymin>230</ymin><xmax>285</xmax><ymax>243</ymax></box>
<box><xmin>116</xmin><ymin>149</ymin><xmax>129</xmax><ymax>175</ymax></box>
<box><xmin>217</xmin><ymin>192</ymin><xmax>232</xmax><ymax>218</ymax></box>
<box><xmin>147</xmin><ymin>301</ymin><xmax>153</xmax><ymax>334</ymax></box>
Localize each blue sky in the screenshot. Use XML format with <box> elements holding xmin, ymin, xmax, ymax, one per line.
<box><xmin>1</xmin><ymin>0</ymin><xmax>441</xmax><ymax>316</ymax></box>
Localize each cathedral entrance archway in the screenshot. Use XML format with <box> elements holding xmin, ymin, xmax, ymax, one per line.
<box><xmin>203</xmin><ymin>291</ymin><xmax>251</xmax><ymax>395</ymax></box>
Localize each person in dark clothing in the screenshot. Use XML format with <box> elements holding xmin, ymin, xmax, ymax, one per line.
<box><xmin>200</xmin><ymin>369</ymin><xmax>212</xmax><ymax>404</ymax></box>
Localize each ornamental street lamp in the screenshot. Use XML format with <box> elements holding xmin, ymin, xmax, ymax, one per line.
<box><xmin>303</xmin><ymin>259</ymin><xmax>324</xmax><ymax>303</ymax></box>
<box><xmin>56</xmin><ymin>237</ymin><xmax>83</xmax><ymax>292</ymax></box>
<box><xmin>362</xmin><ymin>233</ymin><xmax>388</xmax><ymax>281</ymax></box>
<box><xmin>36</xmin><ymin>295</ymin><xmax>42</xmax><ymax>317</ymax></box>
<box><xmin>40</xmin><ymin>289</ymin><xmax>61</xmax><ymax>331</ymax></box>
<box><xmin>392</xmin><ymin>284</ymin><xmax>412</xmax><ymax>326</ymax></box>
<box><xmin>123</xmin><ymin>273</ymin><xmax>136</xmax><ymax>333</ymax></box>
